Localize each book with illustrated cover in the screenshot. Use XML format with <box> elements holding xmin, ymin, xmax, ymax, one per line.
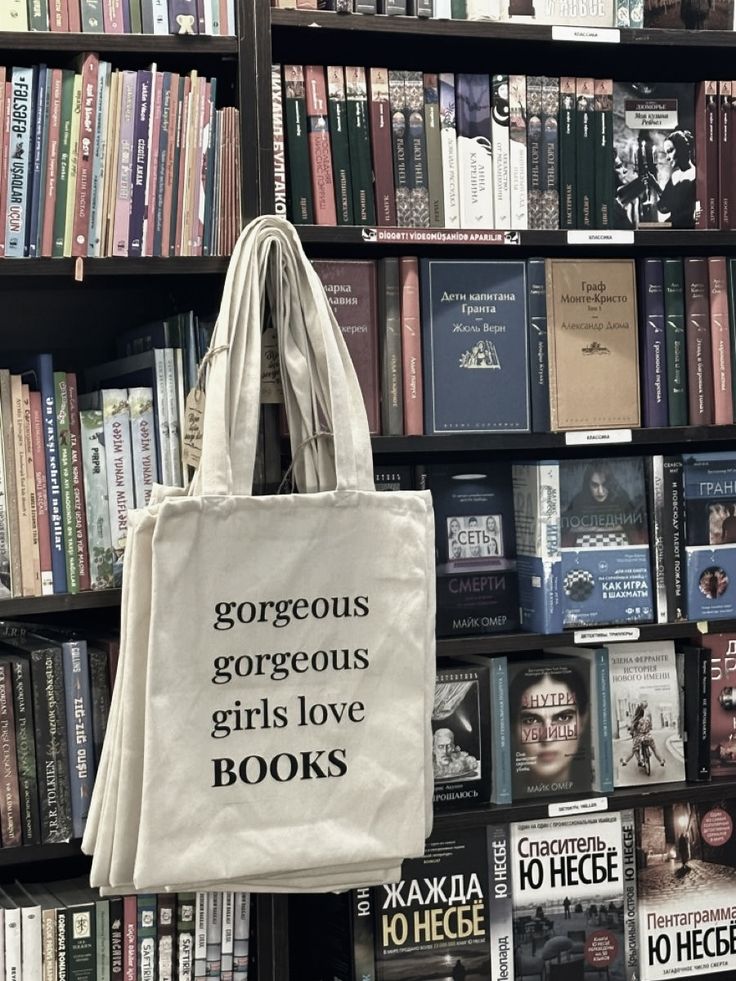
<box><xmin>513</xmin><ymin>461</ymin><xmax>563</xmax><ymax>635</ymax></box>
<box><xmin>455</xmin><ymin>74</ymin><xmax>494</xmax><ymax>228</ymax></box>
<box><xmin>613</xmin><ymin>82</ymin><xmax>696</xmax><ymax>229</ymax></box>
<box><xmin>643</xmin><ymin>0</ymin><xmax>732</xmax><ymax>29</ymax></box>
<box><xmin>559</xmin><ymin>456</ymin><xmax>653</xmax><ymax>627</ymax></box>
<box><xmin>432</xmin><ymin>660</ymin><xmax>490</xmax><ymax>809</ymax></box>
<box><xmin>608</xmin><ymin>640</ymin><xmax>686</xmax><ymax>788</ymax></box>
<box><xmin>637</xmin><ymin>800</ymin><xmax>736</xmax><ymax>980</ymax></box>
<box><xmin>420</xmin><ymin>463</ymin><xmax>518</xmax><ymax>637</ymax></box>
<box><xmin>698</xmin><ymin>631</ymin><xmax>736</xmax><ymax>778</ymax></box>
<box><xmin>511</xmin><ymin>813</ymin><xmax>627</xmax><ymax>981</ymax></box>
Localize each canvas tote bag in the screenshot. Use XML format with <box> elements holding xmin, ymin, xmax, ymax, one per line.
<box><xmin>84</xmin><ymin>216</ymin><xmax>436</xmax><ymax>893</ymax></box>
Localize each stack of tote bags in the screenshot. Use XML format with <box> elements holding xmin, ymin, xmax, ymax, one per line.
<box><xmin>82</xmin><ymin>216</ymin><xmax>436</xmax><ymax>893</ymax></box>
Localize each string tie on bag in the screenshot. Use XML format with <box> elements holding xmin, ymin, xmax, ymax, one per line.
<box><xmin>278</xmin><ymin>430</ymin><xmax>335</xmax><ymax>494</ymax></box>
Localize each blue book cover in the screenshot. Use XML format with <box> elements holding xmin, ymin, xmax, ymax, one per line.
<box><xmin>421</xmin><ymin>259</ymin><xmax>530</xmax><ymax>434</ymax></box>
<box><xmin>640</xmin><ymin>257</ymin><xmax>669</xmax><ymax>427</ymax></box>
<box><xmin>422</xmin><ymin>463</ymin><xmax>519</xmax><ymax>636</ymax></box>
<box><xmin>5</xmin><ymin>67</ymin><xmax>35</xmax><ymax>258</ymax></box>
<box><xmin>27</xmin><ymin>66</ymin><xmax>47</xmax><ymax>259</ymax></box>
<box><xmin>526</xmin><ymin>258</ymin><xmax>549</xmax><ymax>432</ymax></box>
<box><xmin>683</xmin><ymin>451</ymin><xmax>736</xmax><ymax>620</ymax></box>
<box><xmin>559</xmin><ymin>456</ymin><xmax>654</xmax><ymax>627</ymax></box>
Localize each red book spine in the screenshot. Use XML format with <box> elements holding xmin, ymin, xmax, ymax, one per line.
<box><xmin>174</xmin><ymin>76</ymin><xmax>192</xmax><ymax>256</ymax></box>
<box><xmin>190</xmin><ymin>77</ymin><xmax>207</xmax><ymax>255</ymax></box>
<box><xmin>29</xmin><ymin>391</ymin><xmax>53</xmax><ymax>595</ymax></box>
<box><xmin>66</xmin><ymin>374</ymin><xmax>91</xmax><ymax>593</ymax></box>
<box><xmin>50</xmin><ymin>0</ymin><xmax>69</xmax><ymax>30</ymax></box>
<box><xmin>708</xmin><ymin>256</ymin><xmax>733</xmax><ymax>425</ymax></box>
<box><xmin>369</xmin><ymin>68</ymin><xmax>396</xmax><ymax>227</ymax></box>
<box><xmin>103</xmin><ymin>0</ymin><xmax>124</xmax><ymax>33</ymax></box>
<box><xmin>684</xmin><ymin>257</ymin><xmax>715</xmax><ymax>425</ymax></box>
<box><xmin>42</xmin><ymin>69</ymin><xmax>63</xmax><ymax>258</ymax></box>
<box><xmin>123</xmin><ymin>896</ymin><xmax>137</xmax><ymax>981</ymax></box>
<box><xmin>72</xmin><ymin>54</ymin><xmax>99</xmax><ymax>258</ymax></box>
<box><xmin>304</xmin><ymin>65</ymin><xmax>337</xmax><ymax>226</ymax></box>
<box><xmin>218</xmin><ymin>0</ymin><xmax>227</xmax><ymax>32</ymax></box>
<box><xmin>705</xmin><ymin>81</ymin><xmax>719</xmax><ymax>229</ymax></box>
<box><xmin>161</xmin><ymin>72</ymin><xmax>180</xmax><ymax>256</ymax></box>
<box><xmin>67</xmin><ymin>0</ymin><xmax>82</xmax><ymax>31</ymax></box>
<box><xmin>399</xmin><ymin>256</ymin><xmax>424</xmax><ymax>436</ymax></box>
<box><xmin>144</xmin><ymin>72</ymin><xmax>164</xmax><ymax>258</ymax></box>
<box><xmin>720</xmin><ymin>81</ymin><xmax>732</xmax><ymax>229</ymax></box>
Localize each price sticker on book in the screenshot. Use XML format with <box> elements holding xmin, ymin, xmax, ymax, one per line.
<box><xmin>573</xmin><ymin>627</ymin><xmax>641</xmax><ymax>645</ymax></box>
<box><xmin>548</xmin><ymin>797</ymin><xmax>609</xmax><ymax>818</ymax></box>
<box><xmin>567</xmin><ymin>230</ymin><xmax>635</xmax><ymax>245</ymax></box>
<box><xmin>552</xmin><ymin>25</ymin><xmax>621</xmax><ymax>42</ymax></box>
<box><xmin>565</xmin><ymin>429</ymin><xmax>633</xmax><ymax>446</ymax></box>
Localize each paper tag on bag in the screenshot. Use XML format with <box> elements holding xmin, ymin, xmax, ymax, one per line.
<box><xmin>260</xmin><ymin>326</ymin><xmax>284</xmax><ymax>404</ymax></box>
<box><xmin>182</xmin><ymin>388</ymin><xmax>205</xmax><ymax>469</ymax></box>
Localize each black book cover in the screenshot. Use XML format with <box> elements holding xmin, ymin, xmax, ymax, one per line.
<box><xmin>0</xmin><ymin>651</ymin><xmax>41</xmax><ymax>845</ymax></box>
<box><xmin>678</xmin><ymin>644</ymin><xmax>711</xmax><ymax>782</ymax></box>
<box><xmin>432</xmin><ymin>659</ymin><xmax>491</xmax><ymax>809</ymax></box>
<box><xmin>88</xmin><ymin>645</ymin><xmax>111</xmax><ymax>769</ymax></box>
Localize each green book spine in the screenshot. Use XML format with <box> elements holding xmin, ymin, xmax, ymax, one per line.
<box><xmin>282</xmin><ymin>66</ymin><xmax>314</xmax><ymax>225</ymax></box>
<box><xmin>451</xmin><ymin>0</ymin><xmax>467</xmax><ymax>14</ymax></box>
<box><xmin>68</xmin><ymin>902</ymin><xmax>97</xmax><ymax>981</ymax></box>
<box><xmin>176</xmin><ymin>894</ymin><xmax>196</xmax><ymax>981</ymax></box>
<box><xmin>96</xmin><ymin>899</ymin><xmax>111</xmax><ymax>981</ymax></box>
<box><xmin>423</xmin><ymin>72</ymin><xmax>444</xmax><ymax>228</ymax></box>
<box><xmin>129</xmin><ymin>0</ymin><xmax>143</xmax><ymax>32</ymax></box>
<box><xmin>326</xmin><ymin>66</ymin><xmax>353</xmax><ymax>226</ymax></box>
<box><xmin>52</xmin><ymin>71</ymin><xmax>75</xmax><ymax>259</ymax></box>
<box><xmin>137</xmin><ymin>895</ymin><xmax>157</xmax><ymax>981</ymax></box>
<box><xmin>664</xmin><ymin>257</ymin><xmax>689</xmax><ymax>427</ymax></box>
<box><xmin>594</xmin><ymin>79</ymin><xmax>613</xmax><ymax>230</ymax></box>
<box><xmin>345</xmin><ymin>66</ymin><xmax>376</xmax><ymax>226</ymax></box>
<box><xmin>575</xmin><ymin>77</ymin><xmax>595</xmax><ymax>229</ymax></box>
<box><xmin>559</xmin><ymin>76</ymin><xmax>576</xmax><ymax>230</ymax></box>
<box><xmin>53</xmin><ymin>372</ymin><xmax>79</xmax><ymax>595</ymax></box>
<box><xmin>28</xmin><ymin>0</ymin><xmax>49</xmax><ymax>31</ymax></box>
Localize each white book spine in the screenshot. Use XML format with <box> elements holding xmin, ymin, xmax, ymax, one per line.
<box><xmin>438</xmin><ymin>73</ymin><xmax>460</xmax><ymax>228</ymax></box>
<box><xmin>457</xmin><ymin>134</ymin><xmax>494</xmax><ymax>227</ymax></box>
<box><xmin>4</xmin><ymin>907</ymin><xmax>20</xmax><ymax>981</ymax></box>
<box><xmin>220</xmin><ymin>893</ymin><xmax>234</xmax><ymax>981</ymax></box>
<box><xmin>509</xmin><ymin>74</ymin><xmax>528</xmax><ymax>229</ymax></box>
<box><xmin>466</xmin><ymin>0</ymin><xmax>494</xmax><ymax>15</ymax></box>
<box><xmin>153</xmin><ymin>0</ymin><xmax>170</xmax><ymax>33</ymax></box>
<box><xmin>101</xmin><ymin>389</ymin><xmax>135</xmax><ymax>557</ymax></box>
<box><xmin>491</xmin><ymin>75</ymin><xmax>511</xmax><ymax>228</ymax></box>
<box><xmin>165</xmin><ymin>349</ymin><xmax>183</xmax><ymax>487</ymax></box>
<box><xmin>5</xmin><ymin>68</ymin><xmax>34</xmax><ymax>256</ymax></box>
<box><xmin>79</xmin><ymin>409</ymin><xmax>115</xmax><ymax>590</ymax></box>
<box><xmin>434</xmin><ymin>0</ymin><xmax>452</xmax><ymax>13</ymax></box>
<box><xmin>193</xmin><ymin>894</ymin><xmax>207</xmax><ymax>981</ymax></box>
<box><xmin>232</xmin><ymin>894</ymin><xmax>250</xmax><ymax>981</ymax></box>
<box><xmin>225</xmin><ymin>0</ymin><xmax>235</xmax><ymax>33</ymax></box>
<box><xmin>0</xmin><ymin>0</ymin><xmax>28</xmax><ymax>31</ymax></box>
<box><xmin>153</xmin><ymin>349</ymin><xmax>173</xmax><ymax>486</ymax></box>
<box><xmin>21</xmin><ymin>906</ymin><xmax>42</xmax><ymax>981</ymax></box>
<box><xmin>128</xmin><ymin>387</ymin><xmax>158</xmax><ymax>508</ymax></box>
<box><xmin>204</xmin><ymin>0</ymin><xmax>214</xmax><ymax>33</ymax></box>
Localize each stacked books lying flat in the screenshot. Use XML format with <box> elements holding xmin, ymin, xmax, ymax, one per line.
<box><xmin>273</xmin><ymin>0</ymin><xmax>736</xmax><ymax>34</ymax></box>
<box><xmin>382</xmin><ymin>451</ymin><xmax>736</xmax><ymax>634</ymax></box>
<box><xmin>3</xmin><ymin>0</ymin><xmax>237</xmax><ymax>35</ymax></box>
<box><xmin>0</xmin><ymin>885</ymin><xmax>251</xmax><ymax>981</ymax></box>
<box><xmin>0</xmin><ymin>58</ymin><xmax>241</xmax><ymax>260</ymax></box>
<box><xmin>317</xmin><ymin>801</ymin><xmax>736</xmax><ymax>981</ymax></box>
<box><xmin>317</xmin><ymin>256</ymin><xmax>736</xmax><ymax>437</ymax></box>
<box><xmin>273</xmin><ymin>66</ymin><xmax>707</xmax><ymax>231</ymax></box>
<box><xmin>0</xmin><ymin>312</ymin><xmax>214</xmax><ymax>599</ymax></box>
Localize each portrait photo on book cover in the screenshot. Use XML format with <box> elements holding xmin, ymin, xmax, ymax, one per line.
<box><xmin>431</xmin><ymin>679</ymin><xmax>482</xmax><ymax>784</ymax></box>
<box><xmin>611</xmin><ymin>665</ymin><xmax>684</xmax><ymax>786</ymax></box>
<box><xmin>560</xmin><ymin>458</ymin><xmax>649</xmax><ymax>549</ymax></box>
<box><xmin>508</xmin><ymin>657</ymin><xmax>592</xmax><ymax>798</ymax></box>
<box><xmin>447</xmin><ymin>514</ymin><xmax>503</xmax><ymax>562</ymax></box>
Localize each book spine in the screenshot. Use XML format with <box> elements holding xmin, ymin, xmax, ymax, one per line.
<box><xmin>157</xmin><ymin>895</ymin><xmax>176</xmax><ymax>981</ymax></box>
<box><xmin>67</xmin><ymin>0</ymin><xmax>81</xmax><ymax>29</ymax></box>
<box><xmin>526</xmin><ymin>257</ymin><xmax>549</xmax><ymax>433</ymax></box>
<box><xmin>102</xmin><ymin>0</ymin><xmax>124</xmax><ymax>30</ymax></box>
<box><xmin>594</xmin><ymin>647</ymin><xmax>614</xmax><ymax>794</ymax></box>
<box><xmin>40</xmin><ymin>907</ymin><xmax>55</xmax><ymax>981</ymax></box>
<box><xmin>509</xmin><ymin>74</ymin><xmax>527</xmax><ymax>230</ymax></box>
<box><xmin>63</xmin><ymin>74</ymin><xmax>82</xmax><ymax>258</ymax></box>
<box><xmin>176</xmin><ymin>894</ymin><xmax>195</xmax><ymax>981</ymax></box>
<box><xmin>79</xmin><ymin>410</ymin><xmax>114</xmax><ymax>590</ymax></box>
<box><xmin>438</xmin><ymin>72</ymin><xmax>459</xmax><ymax>228</ymax></box>
<box><xmin>8</xmin><ymin>657</ymin><xmax>41</xmax><ymax>845</ymax></box>
<box><xmin>143</xmin><ymin>72</ymin><xmax>163</xmax><ymax>257</ymax></box>
<box><xmin>270</xmin><ymin>65</ymin><xmax>287</xmax><ymax>220</ymax></box>
<box><xmin>423</xmin><ymin>73</ymin><xmax>444</xmax><ymax>227</ymax></box>
<box><xmin>87</xmin><ymin>646</ymin><xmax>110</xmax><ymax>768</ymax></box>
<box><xmin>647</xmin><ymin>455</ymin><xmax>668</xmax><ymax>624</ymax></box>
<box><xmin>663</xmin><ymin>257</ymin><xmax>688</xmax><ymax>427</ymax></box>
<box><xmin>616</xmin><ymin>0</ymin><xmax>630</xmax><ymax>25</ymax></box>
<box><xmin>123</xmin><ymin>897</ymin><xmax>137</xmax><ymax>981</ymax></box>
<box><xmin>729</xmin><ymin>258</ymin><xmax>736</xmax><ymax>412</ymax></box>
<box><xmin>72</xmin><ymin>53</ymin><xmax>99</xmax><ymax>257</ymax></box>
<box><xmin>29</xmin><ymin>0</ymin><xmax>50</xmax><ymax>28</ymax></box>
<box><xmin>136</xmin><ymin>896</ymin><xmax>156</xmax><ymax>981</ymax></box>
<box><xmin>11</xmin><ymin>375</ymin><xmax>35</xmax><ymax>597</ymax></box>
<box><xmin>112</xmin><ymin>71</ymin><xmax>138</xmax><ymax>257</ymax></box>
<box><xmin>708</xmin><ymin>255</ymin><xmax>733</xmax><ymax>425</ymax></box>
<box><xmin>388</xmin><ymin>71</ymin><xmax>410</xmax><ymax>227</ymax></box>
<box><xmin>67</xmin><ymin>375</ymin><xmax>90</xmax><ymax>593</ymax></box>
<box><xmin>399</xmin><ymin>257</ymin><xmax>423</xmax><ymax>436</ymax></box>
<box><xmin>404</xmin><ymin>70</ymin><xmax>429</xmax><ymax>227</ymax></box>
<box><xmin>168</xmin><ymin>0</ymin><xmax>197</xmax><ymax>31</ymax></box>
<box><xmin>81</xmin><ymin>0</ymin><xmax>104</xmax><ymax>28</ymax></box>
<box><xmin>620</xmin><ymin>809</ymin><xmax>639</xmax><ymax>981</ymax></box>
<box><xmin>0</xmin><ymin>372</ymin><xmax>21</xmax><ymax>596</ymax></box>
<box><xmin>109</xmin><ymin>899</ymin><xmax>124</xmax><ymax>981</ymax></box>
<box><xmin>0</xmin><ymin>663</ymin><xmax>22</xmax><ymax>846</ymax></box>
<box><xmin>0</xmin><ymin>383</ymin><xmax>11</xmax><ymax>599</ymax></box>
<box><xmin>282</xmin><ymin>66</ymin><xmax>313</xmax><ymax>225</ymax></box>
<box><xmin>52</xmin><ymin>71</ymin><xmax>75</xmax><ymax>259</ymax></box>
<box><xmin>102</xmin><ymin>388</ymin><xmax>136</xmax><ymax>562</ymax></box>
<box><xmin>368</xmin><ymin>68</ymin><xmax>396</xmax><ymax>227</ymax></box>
<box><xmin>42</xmin><ymin>69</ymin><xmax>62</xmax><ymax>258</ymax></box>
<box><xmin>0</xmin><ymin>77</ymin><xmax>10</xmax><ymax>258</ymax></box>
<box><xmin>96</xmin><ymin>901</ymin><xmax>110</xmax><ymax>981</ymax></box>
<box><xmin>593</xmin><ymin>78</ymin><xmax>612</xmax><ymax>229</ymax></box>
<box><xmin>559</xmin><ymin>76</ymin><xmax>576</xmax><ymax>229</ymax></box>
<box><xmin>662</xmin><ymin>455</ymin><xmax>685</xmax><ymax>622</ymax></box>
<box><xmin>695</xmin><ymin>81</ymin><xmax>708</xmax><ymax>229</ymax></box>
<box><xmin>27</xmin><ymin>66</ymin><xmax>47</xmax><ymax>259</ymax></box>
<box><xmin>704</xmin><ymin>81</ymin><xmax>719</xmax><ymax>229</ymax></box>
<box><xmin>490</xmin><ymin>657</ymin><xmax>511</xmax><ymax>804</ymax></box>
<box><xmin>22</xmin><ymin>385</ymin><xmax>42</xmax><ymax>597</ymax></box>
<box><xmin>128</xmin><ymin>70</ymin><xmax>152</xmax><ymax>257</ymax></box>
<box><xmin>379</xmin><ymin>257</ymin><xmax>404</xmax><ymax>436</ymax></box>
<box><xmin>220</xmin><ymin>893</ymin><xmax>233</xmax><ymax>981</ymax></box>
<box><xmin>575</xmin><ymin>77</ymin><xmax>595</xmax><ymax>229</ymax></box>
<box><xmin>304</xmin><ymin>65</ymin><xmax>337</xmax><ymax>225</ymax></box>
<box><xmin>231</xmin><ymin>895</ymin><xmax>249</xmax><ymax>981</ymax></box>
<box><xmin>30</xmin><ymin>648</ymin><xmax>73</xmax><ymax>843</ymax></box>
<box><xmin>89</xmin><ymin>62</ymin><xmax>110</xmax><ymax>257</ymax></box>
<box><xmin>154</xmin><ymin>72</ymin><xmax>175</xmax><ymax>256</ymax></box>
<box><xmin>684</xmin><ymin>256</ymin><xmax>714</xmax><ymax>425</ymax></box>
<box><xmin>205</xmin><ymin>893</ymin><xmax>222</xmax><ymax>981</ymax></box>
<box><xmin>5</xmin><ymin>68</ymin><xmax>34</xmax><ymax>258</ymax></box>
<box><xmin>34</xmin><ymin>357</ymin><xmax>66</xmax><ymax>594</ymax></box>
<box><xmin>54</xmin><ymin>372</ymin><xmax>79</xmax><ymax>595</ymax></box>
<box><xmin>56</xmin><ymin>908</ymin><xmax>68</xmax><ymax>981</ymax></box>
<box><xmin>487</xmin><ymin>824</ymin><xmax>513</xmax><ymax>980</ymax></box>
<box><xmin>325</xmin><ymin>66</ymin><xmax>353</xmax><ymax>226</ymax></box>
<box><xmin>456</xmin><ymin>73</ymin><xmax>493</xmax><ymax>228</ymax></box>
<box><xmin>525</xmin><ymin>76</ymin><xmax>543</xmax><ymax>230</ymax></box>
<box><xmin>640</xmin><ymin>257</ymin><xmax>668</xmax><ymax>428</ymax></box>
<box><xmin>683</xmin><ymin>647</ymin><xmax>710</xmax><ymax>781</ymax></box>
<box><xmin>345</xmin><ymin>66</ymin><xmax>376</xmax><ymax>226</ymax></box>
<box><xmin>129</xmin><ymin>0</ymin><xmax>143</xmax><ymax>30</ymax></box>
<box><xmin>491</xmin><ymin>74</ymin><xmax>511</xmax><ymax>229</ymax></box>
<box><xmin>721</xmin><ymin>81</ymin><xmax>732</xmax><ymax>228</ymax></box>
<box><xmin>540</xmin><ymin>75</ymin><xmax>559</xmax><ymax>230</ymax></box>
<box><xmin>165</xmin><ymin>348</ymin><xmax>183</xmax><ymax>485</ymax></box>
<box><xmin>128</xmin><ymin>388</ymin><xmax>158</xmax><ymax>508</ymax></box>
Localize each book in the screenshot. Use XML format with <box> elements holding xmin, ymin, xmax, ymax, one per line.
<box><xmin>559</xmin><ymin>76</ymin><xmax>576</xmax><ymax>230</ymax></box>
<box><xmin>663</xmin><ymin>257</ymin><xmax>689</xmax><ymax>427</ymax></box>
<box><xmin>683</xmin><ymin>257</ymin><xmax>714</xmax><ymax>425</ymax></box>
<box><xmin>420</xmin><ymin>259</ymin><xmax>530</xmax><ymax>434</ymax></box>
<box><xmin>541</xmin><ymin>75</ymin><xmax>559</xmax><ymax>231</ymax></box>
<box><xmin>0</xmin><ymin>662</ymin><xmax>21</xmax><ymax>846</ymax></box>
<box><xmin>0</xmin><ymin>652</ymin><xmax>41</xmax><ymax>845</ymax></box>
<box><xmin>708</xmin><ymin>256</ymin><xmax>733</xmax><ymax>425</ymax></box>
<box><xmin>455</xmin><ymin>74</ymin><xmax>493</xmax><ymax>228</ymax></box>
<box><xmin>526</xmin><ymin>257</ymin><xmax>549</xmax><ymax>433</ymax></box>
<box><xmin>509</xmin><ymin>74</ymin><xmax>528</xmax><ymax>230</ymax></box>
<box><xmin>367</xmin><ymin>68</ymin><xmax>396</xmax><ymax>228</ymax></box>
<box><xmin>419</xmin><ymin>463</ymin><xmax>519</xmax><ymax>637</ymax></box>
<box><xmin>304</xmin><ymin>66</ymin><xmax>337</xmax><ymax>225</ymax></box>
<box><xmin>128</xmin><ymin>387</ymin><xmax>158</xmax><ymax>508</ymax></box>
<box><xmin>575</xmin><ymin>77</ymin><xmax>595</xmax><ymax>229</ymax></box>
<box><xmin>5</xmin><ymin>68</ymin><xmax>34</xmax><ymax>258</ymax></box>
<box><xmin>345</xmin><ymin>66</ymin><xmax>376</xmax><ymax>226</ymax></box>
<box><xmin>79</xmin><ymin>410</ymin><xmax>115</xmax><ymax>590</ymax></box>
<box><xmin>608</xmin><ymin>640</ymin><xmax>686</xmax><ymax>787</ymax></box>
<box><xmin>282</xmin><ymin>66</ymin><xmax>313</xmax><ymax>225</ymax></box>
<box><xmin>422</xmin><ymin>73</ymin><xmax>444</xmax><ymax>228</ymax></box>
<box><xmin>594</xmin><ymin>78</ymin><xmax>613</xmax><ymax>229</ymax></box>
<box><xmin>644</xmin><ymin>0</ymin><xmax>732</xmax><ymax>27</ymax></box>
<box><xmin>270</xmin><ymin>64</ymin><xmax>287</xmax><ymax>220</ymax></box>
<box><xmin>101</xmin><ymin>389</ymin><xmax>135</xmax><ymax>582</ymax></box>
<box><xmin>700</xmin><ymin>632</ymin><xmax>736</xmax><ymax>778</ymax></box>
<box><xmin>639</xmin><ymin>257</ymin><xmax>668</xmax><ymax>428</ymax></box>
<box><xmin>677</xmin><ymin>644</ymin><xmax>711</xmax><ymax>782</ymax></box>
<box><xmin>326</xmin><ymin>66</ymin><xmax>353</xmax><ymax>226</ymax></box>
<box><xmin>546</xmin><ymin>258</ymin><xmax>641</xmax><ymax>431</ymax></box>
<box><xmin>637</xmin><ymin>801</ymin><xmax>736</xmax><ymax>980</ymax></box>
<box><xmin>388</xmin><ymin>71</ymin><xmax>410</xmax><ymax>227</ymax></box>
<box><xmin>378</xmin><ymin>257</ymin><xmax>403</xmax><ymax>436</ymax></box>
<box><xmin>438</xmin><ymin>72</ymin><xmax>460</xmax><ymax>228</ymax></box>
<box><xmin>491</xmin><ymin>75</ymin><xmax>510</xmax><ymax>230</ymax></box>
<box><xmin>559</xmin><ymin>456</ymin><xmax>654</xmax><ymax>627</ymax></box>
<box><xmin>399</xmin><ymin>256</ymin><xmax>423</xmax><ymax>436</ymax></box>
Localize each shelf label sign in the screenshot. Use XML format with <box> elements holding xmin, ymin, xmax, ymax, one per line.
<box><xmin>565</xmin><ymin>428</ymin><xmax>633</xmax><ymax>446</ymax></box>
<box><xmin>552</xmin><ymin>25</ymin><xmax>621</xmax><ymax>42</ymax></box>
<box><xmin>361</xmin><ymin>228</ymin><xmax>519</xmax><ymax>245</ymax></box>
<box><xmin>567</xmin><ymin>230</ymin><xmax>635</xmax><ymax>244</ymax></box>
<box><xmin>548</xmin><ymin>797</ymin><xmax>609</xmax><ymax>818</ymax></box>
<box><xmin>573</xmin><ymin>626</ymin><xmax>641</xmax><ymax>644</ymax></box>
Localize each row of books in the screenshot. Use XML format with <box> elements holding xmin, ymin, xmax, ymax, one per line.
<box><xmin>0</xmin><ymin>59</ymin><xmax>241</xmax><ymax>260</ymax></box>
<box><xmin>3</xmin><ymin>0</ymin><xmax>237</xmax><ymax>35</ymax></box>
<box><xmin>316</xmin><ymin>256</ymin><xmax>734</xmax><ymax>438</ymax></box>
<box><xmin>273</xmin><ymin>66</ymin><xmax>700</xmax><ymax>231</ymax></box>
<box><xmin>274</xmin><ymin>0</ymin><xmax>736</xmax><ymax>32</ymax></box>
<box><xmin>319</xmin><ymin>802</ymin><xmax>736</xmax><ymax>981</ymax></box>
<box><xmin>0</xmin><ymin>884</ymin><xmax>251</xmax><ymax>981</ymax></box>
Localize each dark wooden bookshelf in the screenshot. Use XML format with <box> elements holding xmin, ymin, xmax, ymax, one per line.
<box><xmin>0</xmin><ymin>839</ymin><xmax>83</xmax><ymax>868</ymax></box>
<box><xmin>0</xmin><ymin>589</ymin><xmax>121</xmax><ymax>617</ymax></box>
<box><xmin>0</xmin><ymin>31</ymin><xmax>237</xmax><ymax>53</ymax></box>
<box><xmin>0</xmin><ymin>257</ymin><xmax>229</xmax><ymax>277</ymax></box>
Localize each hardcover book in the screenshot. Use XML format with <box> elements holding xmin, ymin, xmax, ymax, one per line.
<box><xmin>368</xmin><ymin>68</ymin><xmax>396</xmax><ymax>227</ymax></box>
<box><xmin>637</xmin><ymin>801</ymin><xmax>736</xmax><ymax>980</ymax></box>
<box><xmin>546</xmin><ymin>258</ymin><xmax>640</xmax><ymax>431</ymax></box>
<box><xmin>499</xmin><ymin>0</ymin><xmax>615</xmax><ymax>22</ymax></box>
<box><xmin>420</xmin><ymin>259</ymin><xmax>530</xmax><ymax>434</ymax></box>
<box><xmin>608</xmin><ymin>640</ymin><xmax>686</xmax><ymax>788</ymax></box>
<box><xmin>491</xmin><ymin>75</ymin><xmax>511</xmax><ymax>229</ymax></box>
<box><xmin>613</xmin><ymin>82</ymin><xmax>696</xmax><ymax>229</ymax></box>
<box><xmin>643</xmin><ymin>0</ymin><xmax>732</xmax><ymax>28</ymax></box>
<box><xmin>509</xmin><ymin>74</ymin><xmax>528</xmax><ymax>230</ymax></box>
<box><xmin>455</xmin><ymin>74</ymin><xmax>494</xmax><ymax>228</ymax></box>
<box><xmin>559</xmin><ymin>456</ymin><xmax>653</xmax><ymax>627</ymax></box>
<box><xmin>639</xmin><ymin>257</ymin><xmax>668</xmax><ymax>428</ymax></box>
<box><xmin>283</xmin><ymin>65</ymin><xmax>313</xmax><ymax>225</ymax></box>
<box><xmin>420</xmin><ymin>463</ymin><xmax>519</xmax><ymax>637</ymax></box>
<box><xmin>513</xmin><ymin>461</ymin><xmax>563</xmax><ymax>635</ymax></box>
<box><xmin>432</xmin><ymin>659</ymin><xmax>491</xmax><ymax>808</ymax></box>
<box><xmin>438</xmin><ymin>72</ymin><xmax>460</xmax><ymax>228</ymax></box>
<box><xmin>683</xmin><ymin>257</ymin><xmax>714</xmax><ymax>425</ymax></box>
<box><xmin>663</xmin><ymin>257</ymin><xmax>689</xmax><ymax>426</ymax></box>
<box><xmin>700</xmin><ymin>632</ymin><xmax>736</xmax><ymax>778</ymax></box>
